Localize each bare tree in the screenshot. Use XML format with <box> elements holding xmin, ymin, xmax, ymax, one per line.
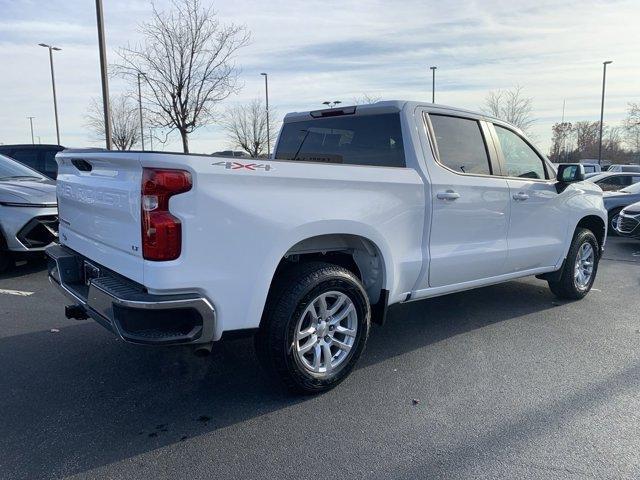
<box><xmin>549</xmin><ymin>122</ymin><xmax>573</xmax><ymax>162</ymax></box>
<box><xmin>220</xmin><ymin>99</ymin><xmax>278</xmax><ymax>158</ymax></box>
<box><xmin>482</xmin><ymin>85</ymin><xmax>535</xmax><ymax>133</ymax></box>
<box><xmin>623</xmin><ymin>102</ymin><xmax>640</xmax><ymax>153</ymax></box>
<box><xmin>573</xmin><ymin>121</ymin><xmax>600</xmax><ymax>158</ymax></box>
<box><xmin>352</xmin><ymin>93</ymin><xmax>382</xmax><ymax>105</ymax></box>
<box><xmin>85</xmin><ymin>95</ymin><xmax>139</xmax><ymax>150</ymax></box>
<box><xmin>116</xmin><ymin>0</ymin><xmax>250</xmax><ymax>153</ymax></box>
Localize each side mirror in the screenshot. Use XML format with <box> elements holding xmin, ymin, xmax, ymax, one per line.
<box><xmin>556</xmin><ymin>164</ymin><xmax>585</xmax><ymax>183</ymax></box>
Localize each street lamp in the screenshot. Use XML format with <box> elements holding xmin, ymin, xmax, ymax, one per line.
<box><xmin>137</xmin><ymin>72</ymin><xmax>145</xmax><ymax>150</ymax></box>
<box><xmin>260</xmin><ymin>72</ymin><xmax>270</xmax><ymax>157</ymax></box>
<box><xmin>95</xmin><ymin>0</ymin><xmax>112</xmax><ymax>150</ymax></box>
<box><xmin>27</xmin><ymin>117</ymin><xmax>35</xmax><ymax>145</ymax></box>
<box><xmin>38</xmin><ymin>43</ymin><xmax>61</xmax><ymax>145</ymax></box>
<box><xmin>429</xmin><ymin>66</ymin><xmax>437</xmax><ymax>103</ymax></box>
<box><xmin>598</xmin><ymin>60</ymin><xmax>613</xmax><ymax>165</ymax></box>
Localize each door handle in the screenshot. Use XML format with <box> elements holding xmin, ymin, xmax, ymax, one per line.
<box><xmin>437</xmin><ymin>190</ymin><xmax>460</xmax><ymax>201</ymax></box>
<box><xmin>512</xmin><ymin>192</ymin><xmax>529</xmax><ymax>201</ymax></box>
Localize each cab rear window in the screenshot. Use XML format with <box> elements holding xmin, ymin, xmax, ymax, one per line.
<box><xmin>275</xmin><ymin>113</ymin><xmax>405</xmax><ymax>168</ymax></box>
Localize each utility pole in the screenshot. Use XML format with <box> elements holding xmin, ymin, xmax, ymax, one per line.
<box><xmin>95</xmin><ymin>0</ymin><xmax>112</xmax><ymax>150</ymax></box>
<box><xmin>27</xmin><ymin>117</ymin><xmax>35</xmax><ymax>145</ymax></box>
<box><xmin>260</xmin><ymin>73</ymin><xmax>270</xmax><ymax>157</ymax></box>
<box><xmin>430</xmin><ymin>66</ymin><xmax>437</xmax><ymax>103</ymax></box>
<box><xmin>38</xmin><ymin>44</ymin><xmax>61</xmax><ymax>144</ymax></box>
<box><xmin>598</xmin><ymin>60</ymin><xmax>613</xmax><ymax>165</ymax></box>
<box><xmin>137</xmin><ymin>72</ymin><xmax>145</xmax><ymax>150</ymax></box>
<box><xmin>561</xmin><ymin>99</ymin><xmax>566</xmax><ymax>162</ymax></box>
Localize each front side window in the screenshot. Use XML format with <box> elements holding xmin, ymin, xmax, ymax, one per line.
<box><xmin>429</xmin><ymin>114</ymin><xmax>491</xmax><ymax>175</ymax></box>
<box><xmin>275</xmin><ymin>113</ymin><xmax>405</xmax><ymax>167</ymax></box>
<box><xmin>494</xmin><ymin>125</ymin><xmax>547</xmax><ymax>179</ymax></box>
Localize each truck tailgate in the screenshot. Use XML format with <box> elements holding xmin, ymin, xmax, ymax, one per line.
<box><xmin>56</xmin><ymin>151</ymin><xmax>144</xmax><ymax>283</ymax></box>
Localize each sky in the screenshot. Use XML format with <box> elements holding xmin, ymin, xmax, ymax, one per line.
<box><xmin>0</xmin><ymin>0</ymin><xmax>638</xmax><ymax>154</ymax></box>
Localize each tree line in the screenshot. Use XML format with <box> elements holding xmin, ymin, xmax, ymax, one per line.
<box><xmin>549</xmin><ymin>103</ymin><xmax>640</xmax><ymax>164</ymax></box>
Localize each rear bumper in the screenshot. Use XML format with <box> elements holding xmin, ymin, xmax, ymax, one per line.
<box><xmin>46</xmin><ymin>244</ymin><xmax>216</xmax><ymax>345</ymax></box>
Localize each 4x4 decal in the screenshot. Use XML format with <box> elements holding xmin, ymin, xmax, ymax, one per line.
<box><xmin>212</xmin><ymin>161</ymin><xmax>273</xmax><ymax>172</ymax></box>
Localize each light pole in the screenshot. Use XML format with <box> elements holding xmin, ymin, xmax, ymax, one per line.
<box><xmin>95</xmin><ymin>0</ymin><xmax>112</xmax><ymax>150</ymax></box>
<box><xmin>322</xmin><ymin>101</ymin><xmax>342</xmax><ymax>109</ymax></box>
<box><xmin>598</xmin><ymin>60</ymin><xmax>613</xmax><ymax>165</ymax></box>
<box><xmin>260</xmin><ymin>72</ymin><xmax>270</xmax><ymax>157</ymax></box>
<box><xmin>430</xmin><ymin>66</ymin><xmax>437</xmax><ymax>103</ymax></box>
<box><xmin>27</xmin><ymin>117</ymin><xmax>35</xmax><ymax>145</ymax></box>
<box><xmin>137</xmin><ymin>72</ymin><xmax>145</xmax><ymax>150</ymax></box>
<box><xmin>38</xmin><ymin>43</ymin><xmax>61</xmax><ymax>145</ymax></box>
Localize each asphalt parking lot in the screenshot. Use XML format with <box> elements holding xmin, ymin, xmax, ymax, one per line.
<box><xmin>1</xmin><ymin>237</ymin><xmax>639</xmax><ymax>480</ymax></box>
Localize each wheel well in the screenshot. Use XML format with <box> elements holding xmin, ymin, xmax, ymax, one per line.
<box><xmin>272</xmin><ymin>234</ymin><xmax>386</xmax><ymax>305</ymax></box>
<box><xmin>577</xmin><ymin>215</ymin><xmax>605</xmax><ymax>250</ymax></box>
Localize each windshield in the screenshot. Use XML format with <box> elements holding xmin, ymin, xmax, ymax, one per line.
<box><xmin>0</xmin><ymin>154</ymin><xmax>47</xmax><ymax>181</ymax></box>
<box><xmin>620</xmin><ymin>182</ymin><xmax>640</xmax><ymax>194</ymax></box>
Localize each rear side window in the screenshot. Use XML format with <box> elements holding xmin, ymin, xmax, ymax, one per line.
<box><xmin>429</xmin><ymin>114</ymin><xmax>491</xmax><ymax>175</ymax></box>
<box><xmin>275</xmin><ymin>113</ymin><xmax>405</xmax><ymax>167</ymax></box>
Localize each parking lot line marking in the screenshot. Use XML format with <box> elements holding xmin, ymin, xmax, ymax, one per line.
<box><xmin>0</xmin><ymin>288</ymin><xmax>34</xmax><ymax>297</ymax></box>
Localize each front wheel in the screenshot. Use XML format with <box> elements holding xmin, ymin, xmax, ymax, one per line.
<box><xmin>255</xmin><ymin>262</ymin><xmax>371</xmax><ymax>394</ymax></box>
<box><xmin>548</xmin><ymin>228</ymin><xmax>599</xmax><ymax>300</ymax></box>
<box><xmin>0</xmin><ymin>235</ymin><xmax>12</xmax><ymax>274</ymax></box>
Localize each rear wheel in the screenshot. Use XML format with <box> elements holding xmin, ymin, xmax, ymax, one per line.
<box><xmin>255</xmin><ymin>262</ymin><xmax>370</xmax><ymax>394</ymax></box>
<box><xmin>548</xmin><ymin>228</ymin><xmax>599</xmax><ymax>300</ymax></box>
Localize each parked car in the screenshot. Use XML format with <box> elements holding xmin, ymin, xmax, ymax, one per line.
<box><xmin>586</xmin><ymin>172</ymin><xmax>640</xmax><ymax>191</ymax></box>
<box><xmin>603</xmin><ymin>181</ymin><xmax>640</xmax><ymax>233</ymax></box>
<box><xmin>0</xmin><ymin>144</ymin><xmax>65</xmax><ymax>179</ymax></box>
<box><xmin>0</xmin><ymin>154</ymin><xmax>58</xmax><ymax>271</ymax></box>
<box><xmin>612</xmin><ymin>201</ymin><xmax>640</xmax><ymax>238</ymax></box>
<box><xmin>606</xmin><ymin>164</ymin><xmax>640</xmax><ymax>173</ymax></box>
<box><xmin>47</xmin><ymin>101</ymin><xmax>606</xmax><ymax>393</ymax></box>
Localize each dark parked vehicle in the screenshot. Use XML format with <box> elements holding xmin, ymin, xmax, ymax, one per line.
<box><xmin>603</xmin><ymin>182</ymin><xmax>640</xmax><ymax>234</ymax></box>
<box><xmin>613</xmin><ymin>201</ymin><xmax>640</xmax><ymax>238</ymax></box>
<box><xmin>0</xmin><ymin>144</ymin><xmax>64</xmax><ymax>180</ymax></box>
<box><xmin>587</xmin><ymin>172</ymin><xmax>640</xmax><ymax>192</ymax></box>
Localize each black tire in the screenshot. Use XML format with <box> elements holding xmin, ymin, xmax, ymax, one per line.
<box><xmin>548</xmin><ymin>228</ymin><xmax>599</xmax><ymax>300</ymax></box>
<box><xmin>608</xmin><ymin>208</ymin><xmax>623</xmax><ymax>236</ymax></box>
<box><xmin>255</xmin><ymin>261</ymin><xmax>371</xmax><ymax>394</ymax></box>
<box><xmin>0</xmin><ymin>234</ymin><xmax>12</xmax><ymax>274</ymax></box>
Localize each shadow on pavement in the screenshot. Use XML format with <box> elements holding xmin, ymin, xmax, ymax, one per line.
<box><xmin>0</xmin><ymin>279</ymin><xmax>559</xmax><ymax>480</ymax></box>
<box><xmin>0</xmin><ymin>256</ymin><xmax>47</xmax><ymax>281</ymax></box>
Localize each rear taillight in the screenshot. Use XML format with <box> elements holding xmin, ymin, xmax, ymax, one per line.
<box><xmin>141</xmin><ymin>168</ymin><xmax>192</xmax><ymax>261</ymax></box>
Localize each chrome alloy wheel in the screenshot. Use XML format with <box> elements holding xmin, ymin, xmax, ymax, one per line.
<box><xmin>294</xmin><ymin>291</ymin><xmax>358</xmax><ymax>376</ymax></box>
<box><xmin>574</xmin><ymin>242</ymin><xmax>595</xmax><ymax>290</ymax></box>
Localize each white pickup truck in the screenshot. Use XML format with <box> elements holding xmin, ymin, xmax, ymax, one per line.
<box><xmin>48</xmin><ymin>101</ymin><xmax>607</xmax><ymax>393</ymax></box>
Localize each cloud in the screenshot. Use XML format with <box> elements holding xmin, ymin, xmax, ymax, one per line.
<box><xmin>0</xmin><ymin>0</ymin><xmax>638</xmax><ymax>154</ymax></box>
